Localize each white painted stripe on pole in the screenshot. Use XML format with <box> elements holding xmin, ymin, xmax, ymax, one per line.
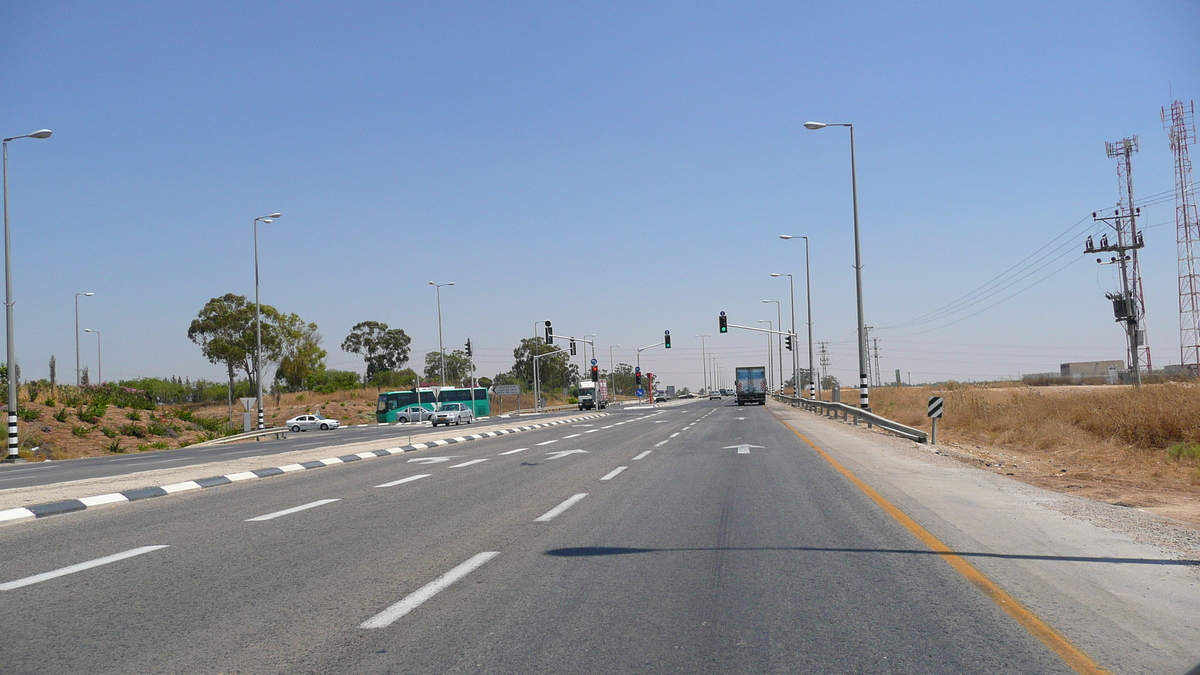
<box><xmin>0</xmin><ymin>508</ymin><xmax>35</xmax><ymax>523</ymax></box>
<box><xmin>535</xmin><ymin>493</ymin><xmax>588</xmax><ymax>522</ymax></box>
<box><xmin>0</xmin><ymin>545</ymin><xmax>169</xmax><ymax>591</ymax></box>
<box><xmin>375</xmin><ymin>474</ymin><xmax>431</xmax><ymax>488</ymax></box>
<box><xmin>161</xmin><ymin>481</ymin><xmax>201</xmax><ymax>494</ymax></box>
<box><xmin>499</xmin><ymin>447</ymin><xmax>528</xmax><ymax>455</ymax></box>
<box><xmin>535</xmin><ymin>440</ymin><xmax>558</xmax><ymax>446</ymax></box>
<box><xmin>79</xmin><ymin>493</ymin><xmax>129</xmax><ymax>507</ymax></box>
<box><xmin>246</xmin><ymin>499</ymin><xmax>340</xmax><ymax>522</ymax></box>
<box><xmin>449</xmin><ymin>459</ymin><xmax>489</xmax><ymax>468</ymax></box>
<box><xmin>360</xmin><ymin>551</ymin><xmax>499</xmax><ymax>629</ymax></box>
<box><xmin>279</xmin><ymin>464</ymin><xmax>306</xmax><ymax>472</ymax></box>
<box><xmin>632</xmin><ymin>451</ymin><xmax>652</xmax><ymax>461</ymax></box>
<box><xmin>226</xmin><ymin>472</ymin><xmax>258</xmax><ymax>482</ymax></box>
<box><xmin>600</xmin><ymin>467</ymin><xmax>627</xmax><ymax>481</ymax></box>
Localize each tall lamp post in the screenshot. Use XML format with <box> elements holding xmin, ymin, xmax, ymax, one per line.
<box><xmin>3</xmin><ymin>128</ymin><xmax>52</xmax><ymax>462</ymax></box>
<box><xmin>805</xmin><ymin>121</ymin><xmax>868</xmax><ymax>409</ymax></box>
<box><xmin>608</xmin><ymin>344</ymin><xmax>620</xmax><ymax>397</ymax></box>
<box><xmin>762</xmin><ymin>300</ymin><xmax>783</xmax><ymax>394</ymax></box>
<box><xmin>75</xmin><ymin>292</ymin><xmax>94</xmax><ymax>385</ymax></box>
<box><xmin>780</xmin><ymin>235</ymin><xmax>816</xmax><ymax>399</ymax></box>
<box><xmin>770</xmin><ymin>272</ymin><xmax>798</xmax><ymax>395</ymax></box>
<box><xmin>757</xmin><ymin>320</ymin><xmax>774</xmax><ymax>391</ymax></box>
<box><xmin>429</xmin><ymin>281</ymin><xmax>454</xmax><ymax>387</ymax></box>
<box><xmin>84</xmin><ymin>329</ymin><xmax>101</xmax><ymax>384</ymax></box>
<box><xmin>694</xmin><ymin>334</ymin><xmax>710</xmax><ymax>393</ymax></box>
<box><xmin>253</xmin><ymin>213</ymin><xmax>281</xmax><ymax>430</ymax></box>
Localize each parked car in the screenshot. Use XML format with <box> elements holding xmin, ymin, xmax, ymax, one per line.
<box><xmin>430</xmin><ymin>402</ymin><xmax>474</xmax><ymax>427</ymax></box>
<box><xmin>395</xmin><ymin>405</ymin><xmax>434</xmax><ymax>423</ymax></box>
<box><xmin>709</xmin><ymin>391</ymin><xmax>722</xmax><ymax>400</ymax></box>
<box><xmin>286</xmin><ymin>413</ymin><xmax>340</xmax><ymax>432</ymax></box>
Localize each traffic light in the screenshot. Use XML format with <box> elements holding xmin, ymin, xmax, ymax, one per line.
<box><xmin>664</xmin><ymin>330</ymin><xmax>671</xmax><ymax>348</ymax></box>
<box><xmin>719</xmin><ymin>311</ymin><xmax>727</xmax><ymax>333</ymax></box>
<box><xmin>591</xmin><ymin>365</ymin><xmax>599</xmax><ymax>382</ymax></box>
<box><xmin>635</xmin><ymin>370</ymin><xmax>642</xmax><ymax>386</ymax></box>
<box><xmin>570</xmin><ymin>339</ymin><xmax>576</xmax><ymax>356</ymax></box>
<box><xmin>545</xmin><ymin>320</ymin><xmax>553</xmax><ymax>344</ymax></box>
<box><xmin>465</xmin><ymin>339</ymin><xmax>472</xmax><ymax>358</ymax></box>
<box><xmin>785</xmin><ymin>334</ymin><xmax>793</xmax><ymax>351</ymax></box>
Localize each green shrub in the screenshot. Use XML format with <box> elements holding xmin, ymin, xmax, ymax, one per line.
<box><xmin>177</xmin><ymin>409</ymin><xmax>195</xmax><ymax>422</ymax></box>
<box><xmin>137</xmin><ymin>441</ymin><xmax>170</xmax><ymax>451</ymax></box>
<box><xmin>105</xmin><ymin>438</ymin><xmax>123</xmax><ymax>453</ymax></box>
<box><xmin>71</xmin><ymin>426</ymin><xmax>93</xmax><ymax>437</ymax></box>
<box><xmin>1167</xmin><ymin>441</ymin><xmax>1200</xmax><ymax>463</ymax></box>
<box><xmin>77</xmin><ymin>401</ymin><xmax>108</xmax><ymax>425</ymax></box>
<box><xmin>120</xmin><ymin>423</ymin><xmax>147</xmax><ymax>438</ymax></box>
<box><xmin>43</xmin><ymin>397</ymin><xmax>56</xmax><ymax>408</ymax></box>
<box><xmin>53</xmin><ymin>408</ymin><xmax>69</xmax><ymax>423</ymax></box>
<box><xmin>18</xmin><ymin>408</ymin><xmax>41</xmax><ymax>422</ymax></box>
<box><xmin>100</xmin><ymin>426</ymin><xmax>118</xmax><ymax>438</ymax></box>
<box><xmin>147</xmin><ymin>422</ymin><xmax>169</xmax><ymax>436</ymax></box>
<box><xmin>191</xmin><ymin>415</ymin><xmax>225</xmax><ymax>433</ymax></box>
<box><xmin>126</xmin><ymin>410</ymin><xmax>142</xmax><ymax>421</ymax></box>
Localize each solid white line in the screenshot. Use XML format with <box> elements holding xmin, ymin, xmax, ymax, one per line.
<box><xmin>0</xmin><ymin>508</ymin><xmax>35</xmax><ymax>523</ymax></box>
<box><xmin>499</xmin><ymin>448</ymin><xmax>528</xmax><ymax>455</ymax></box>
<box><xmin>449</xmin><ymin>459</ymin><xmax>489</xmax><ymax>468</ymax></box>
<box><xmin>246</xmin><ymin>499</ymin><xmax>340</xmax><ymax>522</ymax></box>
<box><xmin>632</xmin><ymin>451</ymin><xmax>652</xmax><ymax>461</ymax></box>
<box><xmin>535</xmin><ymin>440</ymin><xmax>558</xmax><ymax>446</ymax></box>
<box><xmin>562</xmin><ymin>433</ymin><xmax>581</xmax><ymax>439</ymax></box>
<box><xmin>535</xmin><ymin>493</ymin><xmax>588</xmax><ymax>522</ymax></box>
<box><xmin>376</xmin><ymin>474</ymin><xmax>431</xmax><ymax>488</ymax></box>
<box><xmin>655</xmin><ymin>439</ymin><xmax>669</xmax><ymax>447</ymax></box>
<box><xmin>360</xmin><ymin>551</ymin><xmax>499</xmax><ymax>629</ymax></box>
<box><xmin>0</xmin><ymin>545</ymin><xmax>169</xmax><ymax>591</ymax></box>
<box><xmin>600</xmin><ymin>467</ymin><xmax>627</xmax><ymax>481</ymax></box>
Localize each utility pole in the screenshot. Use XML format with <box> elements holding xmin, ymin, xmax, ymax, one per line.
<box><xmin>1085</xmin><ymin>136</ymin><xmax>1151</xmax><ymax>385</ymax></box>
<box><xmin>818</xmin><ymin>341</ymin><xmax>830</xmax><ymax>393</ymax></box>
<box><xmin>872</xmin><ymin>337</ymin><xmax>882</xmax><ymax>388</ymax></box>
<box><xmin>863</xmin><ymin>327</ymin><xmax>874</xmax><ymax>389</ymax></box>
<box><xmin>1163</xmin><ymin>100</ymin><xmax>1200</xmax><ymax>376</ymax></box>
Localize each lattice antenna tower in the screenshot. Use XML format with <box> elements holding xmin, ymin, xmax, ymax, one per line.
<box><xmin>1163</xmin><ymin>100</ymin><xmax>1200</xmax><ymax>376</ymax></box>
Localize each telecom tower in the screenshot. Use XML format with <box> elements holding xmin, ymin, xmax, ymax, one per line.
<box><xmin>818</xmin><ymin>341</ymin><xmax>830</xmax><ymax>386</ymax></box>
<box><xmin>1085</xmin><ymin>136</ymin><xmax>1151</xmax><ymax>384</ymax></box>
<box><xmin>1163</xmin><ymin>100</ymin><xmax>1200</xmax><ymax>376</ymax></box>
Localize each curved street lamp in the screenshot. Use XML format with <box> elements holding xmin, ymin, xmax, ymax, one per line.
<box><xmin>84</xmin><ymin>329</ymin><xmax>102</xmax><ymax>384</ymax></box>
<box><xmin>429</xmin><ymin>281</ymin><xmax>454</xmax><ymax>387</ymax></box>
<box><xmin>779</xmin><ymin>235</ymin><xmax>815</xmax><ymax>399</ymax></box>
<box><xmin>76</xmin><ymin>292</ymin><xmax>95</xmax><ymax>386</ymax></box>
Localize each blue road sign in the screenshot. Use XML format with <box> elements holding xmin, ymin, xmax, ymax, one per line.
<box><xmin>635</xmin><ymin>388</ymin><xmax>646</xmax><ymax>397</ymax></box>
<box><xmin>591</xmin><ymin>359</ymin><xmax>597</xmax><ymax>365</ymax></box>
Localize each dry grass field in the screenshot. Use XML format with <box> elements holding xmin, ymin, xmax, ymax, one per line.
<box><xmin>859</xmin><ymin>382</ymin><xmax>1200</xmax><ymax>526</ymax></box>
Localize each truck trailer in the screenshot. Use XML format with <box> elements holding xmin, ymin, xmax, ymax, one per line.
<box><xmin>735</xmin><ymin>366</ymin><xmax>768</xmax><ymax>405</ymax></box>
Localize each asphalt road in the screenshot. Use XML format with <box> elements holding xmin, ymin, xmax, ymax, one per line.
<box><xmin>0</xmin><ymin>409</ymin><xmax>591</xmax><ymax>491</ymax></box>
<box><xmin>0</xmin><ymin>400</ymin><xmax>1090</xmax><ymax>673</ymax></box>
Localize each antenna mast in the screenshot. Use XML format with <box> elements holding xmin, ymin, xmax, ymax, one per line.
<box><xmin>1163</xmin><ymin>100</ymin><xmax>1200</xmax><ymax>376</ymax></box>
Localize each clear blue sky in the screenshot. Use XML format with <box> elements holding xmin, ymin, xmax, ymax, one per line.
<box><xmin>2</xmin><ymin>1</ymin><xmax>1197</xmax><ymax>391</ymax></box>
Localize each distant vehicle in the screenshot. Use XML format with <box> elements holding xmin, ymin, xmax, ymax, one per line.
<box><xmin>431</xmin><ymin>402</ymin><xmax>474</xmax><ymax>426</ymax></box>
<box><xmin>719</xmin><ymin>388</ymin><xmax>732</xmax><ymax>396</ymax></box>
<box><xmin>665</xmin><ymin>385</ymin><xmax>676</xmax><ymax>399</ymax></box>
<box><xmin>394</xmin><ymin>405</ymin><xmax>434</xmax><ymax>423</ymax></box>
<box><xmin>679</xmin><ymin>392</ymin><xmax>695</xmax><ymax>399</ymax></box>
<box><xmin>735</xmin><ymin>366</ymin><xmax>768</xmax><ymax>406</ymax></box>
<box><xmin>709</xmin><ymin>391</ymin><xmax>722</xmax><ymax>400</ymax></box>
<box><xmin>654</xmin><ymin>393</ymin><xmax>667</xmax><ymax>403</ymax></box>
<box><xmin>286</xmin><ymin>413</ymin><xmax>340</xmax><ymax>432</ymax></box>
<box><xmin>576</xmin><ymin>379</ymin><xmax>609</xmax><ymax>410</ymax></box>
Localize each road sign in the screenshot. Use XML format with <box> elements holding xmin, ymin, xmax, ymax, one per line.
<box><xmin>927</xmin><ymin>397</ymin><xmax>944</xmax><ymax>418</ymax></box>
<box><xmin>494</xmin><ymin>384</ymin><xmax>520</xmax><ymax>396</ymax></box>
<box><xmin>591</xmin><ymin>359</ymin><xmax>597</xmax><ymax>365</ymax></box>
<box><xmin>239</xmin><ymin>397</ymin><xmax>256</xmax><ymax>411</ymax></box>
<box><xmin>635</xmin><ymin>388</ymin><xmax>645</xmax><ymax>397</ymax></box>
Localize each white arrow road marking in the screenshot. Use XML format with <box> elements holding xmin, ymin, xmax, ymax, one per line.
<box><xmin>449</xmin><ymin>459</ymin><xmax>489</xmax><ymax>468</ymax></box>
<box><xmin>406</xmin><ymin>457</ymin><xmax>461</xmax><ymax>464</ymax></box>
<box><xmin>376</xmin><ymin>474</ymin><xmax>432</xmax><ymax>488</ymax></box>
<box><xmin>545</xmin><ymin>449</ymin><xmax>589</xmax><ymax>460</ymax></box>
<box><xmin>361</xmin><ymin>552</ymin><xmax>499</xmax><ymax>628</ymax></box>
<box><xmin>0</xmin><ymin>545</ymin><xmax>169</xmax><ymax>591</ymax></box>
<box><xmin>722</xmin><ymin>444</ymin><xmax>763</xmax><ymax>454</ymax></box>
<box><xmin>600</xmin><ymin>466</ymin><xmax>627</xmax><ymax>481</ymax></box>
<box><xmin>247</xmin><ymin>499</ymin><xmax>340</xmax><ymax>522</ymax></box>
<box><xmin>499</xmin><ymin>448</ymin><xmax>528</xmax><ymax>455</ymax></box>
<box><xmin>632</xmin><ymin>451</ymin><xmax>652</xmax><ymax>460</ymax></box>
<box><xmin>535</xmin><ymin>493</ymin><xmax>588</xmax><ymax>522</ymax></box>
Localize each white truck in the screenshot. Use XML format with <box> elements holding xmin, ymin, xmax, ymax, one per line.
<box><xmin>577</xmin><ymin>379</ymin><xmax>609</xmax><ymax>410</ymax></box>
<box><xmin>735</xmin><ymin>366</ymin><xmax>768</xmax><ymax>406</ymax></box>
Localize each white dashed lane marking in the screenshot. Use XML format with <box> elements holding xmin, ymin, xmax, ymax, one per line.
<box><xmin>376</xmin><ymin>474</ymin><xmax>431</xmax><ymax>488</ymax></box>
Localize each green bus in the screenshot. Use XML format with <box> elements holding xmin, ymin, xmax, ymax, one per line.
<box><xmin>376</xmin><ymin>387</ymin><xmax>490</xmax><ymax>423</ymax></box>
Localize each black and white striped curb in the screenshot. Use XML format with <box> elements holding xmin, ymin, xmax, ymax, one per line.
<box><xmin>0</xmin><ymin>413</ymin><xmax>608</xmax><ymax>526</ymax></box>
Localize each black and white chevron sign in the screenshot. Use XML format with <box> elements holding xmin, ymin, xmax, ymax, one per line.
<box><xmin>927</xmin><ymin>396</ymin><xmax>944</xmax><ymax>418</ymax></box>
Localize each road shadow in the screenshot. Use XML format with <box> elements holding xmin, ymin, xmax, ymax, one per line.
<box><xmin>544</xmin><ymin>545</ymin><xmax>1200</xmax><ymax>567</ymax></box>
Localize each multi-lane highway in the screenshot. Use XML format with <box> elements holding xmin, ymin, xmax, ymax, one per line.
<box><xmin>0</xmin><ymin>399</ymin><xmax>1194</xmax><ymax>674</ymax></box>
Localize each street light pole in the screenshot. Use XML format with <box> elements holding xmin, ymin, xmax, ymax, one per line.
<box><xmin>75</xmin><ymin>292</ymin><xmax>94</xmax><ymax>386</ymax></box>
<box><xmin>84</xmin><ymin>329</ymin><xmax>101</xmax><ymax>384</ymax></box>
<box><xmin>770</xmin><ymin>272</ymin><xmax>798</xmax><ymax>395</ymax></box>
<box><xmin>780</xmin><ymin>235</ymin><xmax>816</xmax><ymax>399</ymax></box>
<box><xmin>757</xmin><ymin>321</ymin><xmax>773</xmax><ymax>391</ymax></box>
<box><xmin>694</xmin><ymin>334</ymin><xmax>710</xmax><ymax>393</ymax></box>
<box><xmin>609</xmin><ymin>344</ymin><xmax>620</xmax><ymax>398</ymax></box>
<box><xmin>3</xmin><ymin>129</ymin><xmax>52</xmax><ymax>462</ymax></box>
<box><xmin>429</xmin><ymin>281</ymin><xmax>454</xmax><ymax>388</ymax></box>
<box><xmin>805</xmin><ymin>121</ymin><xmax>868</xmax><ymax>409</ymax></box>
<box><xmin>763</xmin><ymin>300</ymin><xmax>783</xmax><ymax>393</ymax></box>
<box><xmin>254</xmin><ymin>213</ymin><xmax>281</xmax><ymax>430</ymax></box>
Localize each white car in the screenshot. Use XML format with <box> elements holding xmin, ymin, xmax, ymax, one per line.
<box><xmin>395</xmin><ymin>405</ymin><xmax>434</xmax><ymax>423</ymax></box>
<box><xmin>430</xmin><ymin>403</ymin><xmax>473</xmax><ymax>427</ymax></box>
<box><xmin>286</xmin><ymin>413</ymin><xmax>340</xmax><ymax>432</ymax></box>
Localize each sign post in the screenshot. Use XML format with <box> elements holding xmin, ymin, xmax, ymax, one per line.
<box><xmin>927</xmin><ymin>396</ymin><xmax>944</xmax><ymax>445</ymax></box>
<box><xmin>239</xmin><ymin>397</ymin><xmax>256</xmax><ymax>432</ymax></box>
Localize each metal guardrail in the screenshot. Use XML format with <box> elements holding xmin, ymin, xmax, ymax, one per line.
<box><xmin>189</xmin><ymin>427</ymin><xmax>289</xmax><ymax>448</ymax></box>
<box><xmin>775</xmin><ymin>394</ymin><xmax>928</xmax><ymax>443</ymax></box>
